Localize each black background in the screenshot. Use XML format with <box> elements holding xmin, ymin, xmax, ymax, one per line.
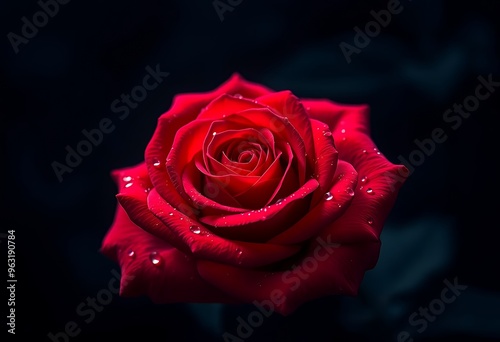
<box><xmin>1</xmin><ymin>0</ymin><xmax>500</xmax><ymax>341</ymax></box>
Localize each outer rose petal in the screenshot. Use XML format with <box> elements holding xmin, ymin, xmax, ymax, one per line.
<box><xmin>197</xmin><ymin>241</ymin><xmax>379</xmax><ymax>316</ymax></box>
<box><xmin>320</xmin><ymin>163</ymin><xmax>408</xmax><ymax>245</ymax></box>
<box><xmin>108</xmin><ymin>163</ymin><xmax>188</xmax><ymax>254</ymax></box>
<box><xmin>302</xmin><ymin>99</ymin><xmax>370</xmax><ymax>136</ymax></box>
<box><xmin>304</xmin><ymin>98</ymin><xmax>409</xmax><ymax>242</ymax></box>
<box><xmin>101</xmin><ymin>176</ymin><xmax>232</xmax><ymax>303</ymax></box>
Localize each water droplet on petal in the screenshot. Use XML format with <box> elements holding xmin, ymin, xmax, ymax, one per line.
<box><xmin>346</xmin><ymin>187</ymin><xmax>355</xmax><ymax>196</ymax></box>
<box><xmin>169</xmin><ymin>212</ymin><xmax>174</xmax><ymax>216</ymax></box>
<box><xmin>361</xmin><ymin>176</ymin><xmax>368</xmax><ymax>183</ymax></box>
<box><xmin>234</xmin><ymin>94</ymin><xmax>243</xmax><ymax>99</ymax></box>
<box><xmin>341</xmin><ymin>129</ymin><xmax>346</xmax><ymax>134</ymax></box>
<box><xmin>324</xmin><ymin>192</ymin><xmax>333</xmax><ymax>201</ymax></box>
<box><xmin>150</xmin><ymin>252</ymin><xmax>162</xmax><ymax>265</ymax></box>
<box><xmin>152</xmin><ymin>159</ymin><xmax>161</xmax><ymax>167</ymax></box>
<box><xmin>127</xmin><ymin>250</ymin><xmax>135</xmax><ymax>258</ymax></box>
<box><xmin>366</xmin><ymin>188</ymin><xmax>374</xmax><ymax>195</ymax></box>
<box><xmin>190</xmin><ymin>225</ymin><xmax>201</xmax><ymax>234</ymax></box>
<box><xmin>275</xmin><ymin>198</ymin><xmax>284</xmax><ymax>205</ymax></box>
<box><xmin>367</xmin><ymin>217</ymin><xmax>374</xmax><ymax>225</ymax></box>
<box><xmin>125</xmin><ymin>182</ymin><xmax>133</xmax><ymax>188</ymax></box>
<box><xmin>337</xmin><ymin>203</ymin><xmax>342</xmax><ymax>208</ymax></box>
<box><xmin>122</xmin><ymin>176</ymin><xmax>132</xmax><ymax>182</ymax></box>
<box><xmin>323</xmin><ymin>131</ymin><xmax>332</xmax><ymax>137</ymax></box>
<box><xmin>338</xmin><ymin>173</ymin><xmax>344</xmax><ymax>180</ymax></box>
<box><xmin>362</xmin><ymin>149</ymin><xmax>367</xmax><ymax>154</ymax></box>
<box><xmin>212</xmin><ymin>132</ymin><xmax>217</xmax><ymax>136</ymax></box>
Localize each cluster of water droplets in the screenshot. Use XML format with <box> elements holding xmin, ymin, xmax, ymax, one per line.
<box><xmin>121</xmin><ymin>175</ymin><xmax>151</xmax><ymax>193</ymax></box>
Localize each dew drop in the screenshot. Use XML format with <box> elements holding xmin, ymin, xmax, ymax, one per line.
<box><xmin>366</xmin><ymin>188</ymin><xmax>374</xmax><ymax>195</ymax></box>
<box><xmin>341</xmin><ymin>128</ymin><xmax>346</xmax><ymax>134</ymax></box>
<box><xmin>324</xmin><ymin>192</ymin><xmax>333</xmax><ymax>201</ymax></box>
<box><xmin>275</xmin><ymin>198</ymin><xmax>284</xmax><ymax>205</ymax></box>
<box><xmin>122</xmin><ymin>176</ymin><xmax>132</xmax><ymax>182</ymax></box>
<box><xmin>125</xmin><ymin>182</ymin><xmax>133</xmax><ymax>188</ymax></box>
<box><xmin>361</xmin><ymin>176</ymin><xmax>368</xmax><ymax>183</ymax></box>
<box><xmin>338</xmin><ymin>173</ymin><xmax>344</xmax><ymax>180</ymax></box>
<box><xmin>234</xmin><ymin>93</ymin><xmax>243</xmax><ymax>99</ymax></box>
<box><xmin>367</xmin><ymin>217</ymin><xmax>374</xmax><ymax>225</ymax></box>
<box><xmin>362</xmin><ymin>149</ymin><xmax>367</xmax><ymax>154</ymax></box>
<box><xmin>337</xmin><ymin>203</ymin><xmax>342</xmax><ymax>208</ymax></box>
<box><xmin>346</xmin><ymin>187</ymin><xmax>355</xmax><ymax>196</ymax></box>
<box><xmin>237</xmin><ymin>249</ymin><xmax>243</xmax><ymax>265</ymax></box>
<box><xmin>323</xmin><ymin>131</ymin><xmax>332</xmax><ymax>137</ymax></box>
<box><xmin>190</xmin><ymin>225</ymin><xmax>201</xmax><ymax>234</ymax></box>
<box><xmin>212</xmin><ymin>132</ymin><xmax>217</xmax><ymax>136</ymax></box>
<box><xmin>169</xmin><ymin>212</ymin><xmax>174</xmax><ymax>216</ymax></box>
<box><xmin>127</xmin><ymin>250</ymin><xmax>135</xmax><ymax>258</ymax></box>
<box><xmin>149</xmin><ymin>252</ymin><xmax>162</xmax><ymax>266</ymax></box>
<box><xmin>152</xmin><ymin>159</ymin><xmax>161</xmax><ymax>167</ymax></box>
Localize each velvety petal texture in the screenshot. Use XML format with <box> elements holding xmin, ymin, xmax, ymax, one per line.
<box><xmin>101</xmin><ymin>73</ymin><xmax>408</xmax><ymax>316</ymax></box>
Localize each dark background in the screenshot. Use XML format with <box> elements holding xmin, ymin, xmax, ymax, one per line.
<box><xmin>2</xmin><ymin>0</ymin><xmax>500</xmax><ymax>341</ymax></box>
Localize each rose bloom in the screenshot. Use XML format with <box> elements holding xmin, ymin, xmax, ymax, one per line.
<box><xmin>101</xmin><ymin>74</ymin><xmax>408</xmax><ymax>315</ymax></box>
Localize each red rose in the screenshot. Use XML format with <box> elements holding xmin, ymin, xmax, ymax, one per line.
<box><xmin>101</xmin><ymin>74</ymin><xmax>408</xmax><ymax>315</ymax></box>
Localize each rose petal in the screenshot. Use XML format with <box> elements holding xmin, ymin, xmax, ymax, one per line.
<box><xmin>319</xmin><ymin>163</ymin><xmax>408</xmax><ymax>245</ymax></box>
<box><xmin>197</xmin><ymin>240</ymin><xmax>379</xmax><ymax>315</ymax></box>
<box><xmin>197</xmin><ymin>94</ymin><xmax>266</xmax><ymax>121</ymax></box>
<box><xmin>101</xmin><ymin>199</ymin><xmax>232</xmax><ymax>304</ymax></box>
<box><xmin>146</xmin><ymin>188</ymin><xmax>302</xmax><ymax>268</ymax></box>
<box><xmin>268</xmin><ymin>161</ymin><xmax>356</xmax><ymax>245</ymax></box>
<box><xmin>257</xmin><ymin>91</ymin><xmax>315</xmax><ymax>172</ymax></box>
<box><xmin>200</xmin><ymin>179</ymin><xmax>319</xmax><ymax>242</ymax></box>
<box><xmin>309</xmin><ymin>119</ymin><xmax>339</xmax><ymax>205</ymax></box>
<box><xmin>302</xmin><ymin>99</ymin><xmax>370</xmax><ymax>136</ymax></box>
<box><xmin>184</xmin><ymin>157</ymin><xmax>245</xmax><ymax>213</ymax></box>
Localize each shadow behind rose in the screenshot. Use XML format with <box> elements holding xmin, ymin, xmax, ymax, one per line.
<box><xmin>101</xmin><ymin>74</ymin><xmax>408</xmax><ymax>315</ymax></box>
